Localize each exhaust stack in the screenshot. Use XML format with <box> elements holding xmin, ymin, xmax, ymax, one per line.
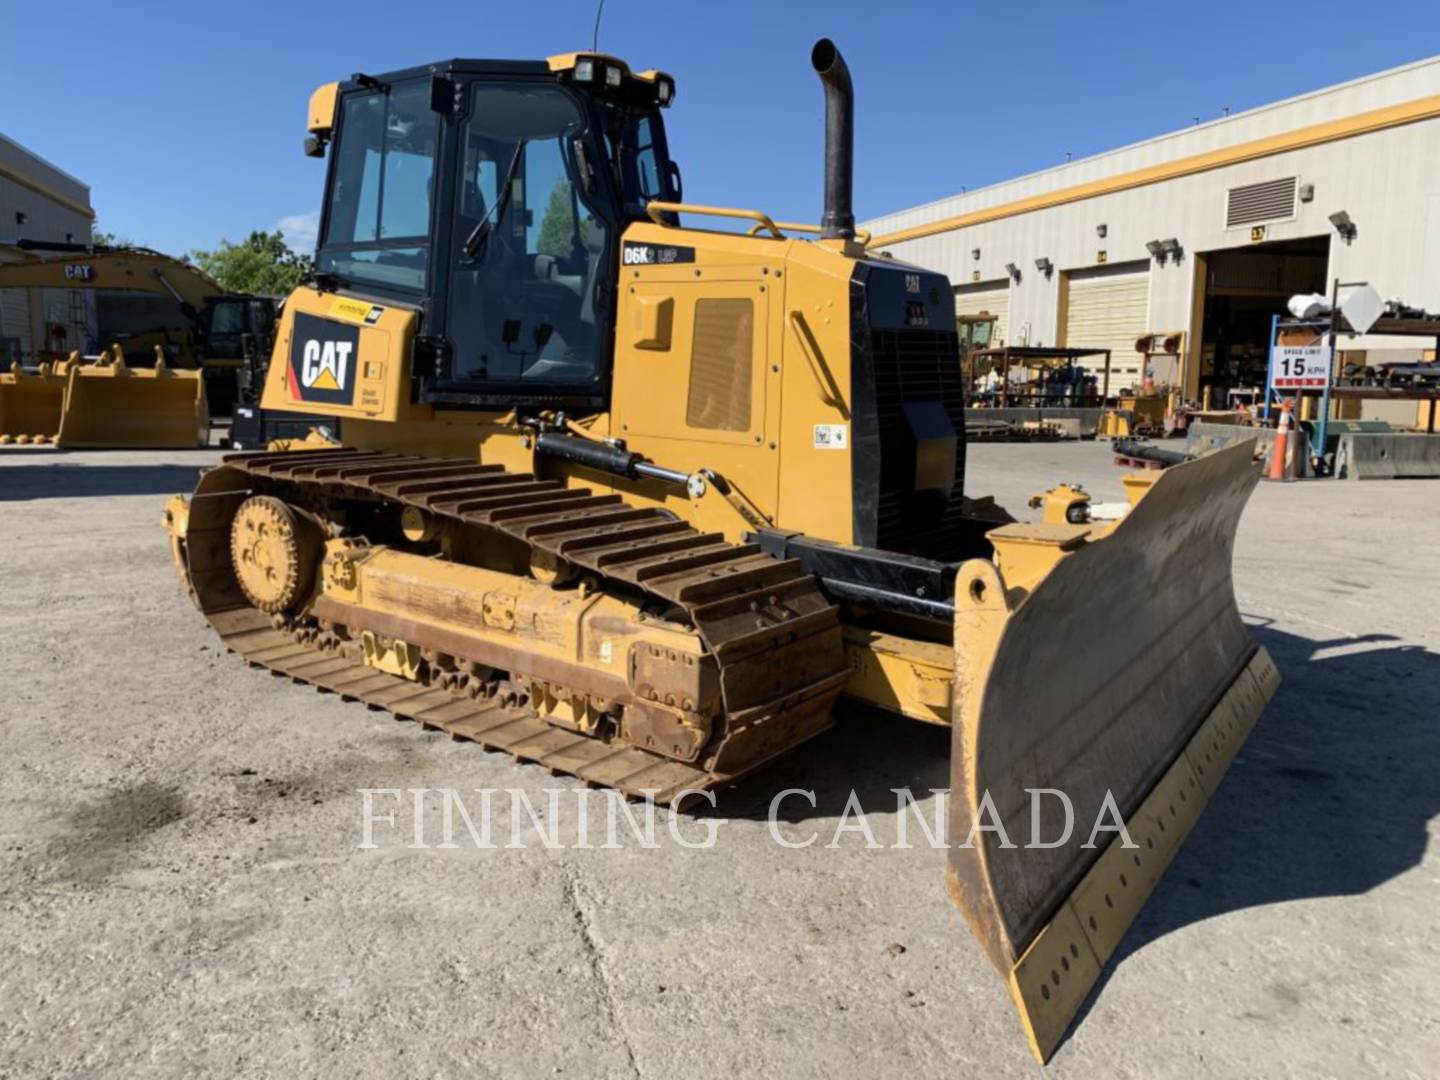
<box><xmin>811</xmin><ymin>38</ymin><xmax>855</xmax><ymax>241</ymax></box>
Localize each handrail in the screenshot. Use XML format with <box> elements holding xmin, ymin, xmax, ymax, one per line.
<box><xmin>641</xmin><ymin>201</ymin><xmax>874</xmax><ymax>245</ymax></box>
<box><xmin>746</xmin><ymin>220</ymin><xmax>873</xmax><ymax>246</ymax></box>
<box><xmin>787</xmin><ymin>311</ymin><xmax>848</xmax><ymax>417</ymax></box>
<box><xmin>645</xmin><ymin>201</ymin><xmax>783</xmax><ymax>238</ymax></box>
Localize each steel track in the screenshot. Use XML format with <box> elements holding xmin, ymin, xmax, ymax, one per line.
<box><xmin>176</xmin><ymin>448</ymin><xmax>851</xmax><ymax>801</ymax></box>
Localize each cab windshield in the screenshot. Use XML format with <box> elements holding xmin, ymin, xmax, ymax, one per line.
<box><xmin>319</xmin><ymin>79</ymin><xmax>437</xmax><ymax>292</ymax></box>
<box><xmin>445</xmin><ymin>82</ymin><xmax>612</xmax><ymax>388</ymax></box>
<box><xmin>204</xmin><ymin>299</ymin><xmax>275</xmax><ymax>360</ymax></box>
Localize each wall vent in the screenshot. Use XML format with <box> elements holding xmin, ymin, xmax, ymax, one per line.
<box><xmin>1226</xmin><ymin>177</ymin><xmax>1298</xmax><ymax>228</ymax></box>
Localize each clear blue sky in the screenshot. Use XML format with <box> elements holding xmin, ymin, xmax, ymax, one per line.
<box><xmin>5</xmin><ymin>0</ymin><xmax>1439</xmax><ymax>257</ymax></box>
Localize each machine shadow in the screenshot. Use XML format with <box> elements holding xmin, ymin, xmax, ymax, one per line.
<box><xmin>1069</xmin><ymin>620</ymin><xmax>1440</xmax><ymax>1039</ymax></box>
<box><xmin>0</xmin><ymin>461</ymin><xmax>206</xmax><ymax>501</ymax></box>
<box><xmin>714</xmin><ymin>703</ymin><xmax>952</xmax><ymax>823</ymax></box>
<box><xmin>701</xmin><ymin>618</ymin><xmax>1439</xmax><ymax>1059</ymax></box>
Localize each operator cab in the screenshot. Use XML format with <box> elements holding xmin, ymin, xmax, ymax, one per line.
<box><xmin>201</xmin><ymin>296</ymin><xmax>277</xmax><ymax>363</ymax></box>
<box><xmin>309</xmin><ymin>54</ymin><xmax>680</xmax><ymax>409</ymax></box>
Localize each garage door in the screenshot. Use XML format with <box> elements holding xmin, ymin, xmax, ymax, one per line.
<box><xmin>953</xmin><ymin>280</ymin><xmax>1010</xmax><ymax>347</ymax></box>
<box><xmin>0</xmin><ymin>289</ymin><xmax>32</xmax><ymax>362</ymax></box>
<box><xmin>1063</xmin><ymin>262</ymin><xmax>1150</xmax><ymax>391</ymax></box>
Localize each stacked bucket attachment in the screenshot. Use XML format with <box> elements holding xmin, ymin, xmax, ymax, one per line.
<box><xmin>54</xmin><ymin>348</ymin><xmax>209</xmax><ymax>448</ymax></box>
<box><xmin>164</xmin><ymin>439</ymin><xmax>1276</xmax><ymax>1062</ymax></box>
<box><xmin>0</xmin><ymin>361</ymin><xmax>65</xmax><ymax>444</ymax></box>
<box><xmin>0</xmin><ymin>347</ymin><xmax>207</xmax><ymax>448</ymax></box>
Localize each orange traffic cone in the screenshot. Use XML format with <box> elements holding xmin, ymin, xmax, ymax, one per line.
<box><xmin>1267</xmin><ymin>398</ymin><xmax>1294</xmax><ymax>482</ymax></box>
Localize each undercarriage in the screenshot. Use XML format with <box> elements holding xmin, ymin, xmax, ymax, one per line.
<box><xmin>167</xmin><ymin>447</ymin><xmax>850</xmax><ymax>801</ymax></box>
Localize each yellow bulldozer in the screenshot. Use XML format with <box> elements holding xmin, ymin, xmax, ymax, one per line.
<box><xmin>0</xmin><ymin>245</ymin><xmax>274</xmax><ymax>447</ymax></box>
<box><xmin>162</xmin><ymin>41</ymin><xmax>1277</xmax><ymax>1061</ymax></box>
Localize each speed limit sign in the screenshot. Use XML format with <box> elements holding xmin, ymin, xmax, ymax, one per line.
<box><xmin>1269</xmin><ymin>345</ymin><xmax>1331</xmax><ymax>389</ymax></box>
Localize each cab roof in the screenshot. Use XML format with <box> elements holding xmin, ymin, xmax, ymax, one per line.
<box><xmin>337</xmin><ymin>53</ymin><xmax>673</xmax><ymax>90</ymax></box>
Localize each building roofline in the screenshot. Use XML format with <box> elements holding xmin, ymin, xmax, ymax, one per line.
<box><xmin>864</xmin><ymin>51</ymin><xmax>1440</xmax><ymax>231</ymax></box>
<box><xmin>0</xmin><ymin>131</ymin><xmax>91</xmax><ymax>195</ymax></box>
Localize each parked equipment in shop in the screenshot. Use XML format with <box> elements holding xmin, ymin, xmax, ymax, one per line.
<box><xmin>161</xmin><ymin>41</ymin><xmax>1276</xmax><ymax>1062</ymax></box>
<box><xmin>1111</xmin><ymin>438</ymin><xmax>1195</xmax><ymax>469</ymax></box>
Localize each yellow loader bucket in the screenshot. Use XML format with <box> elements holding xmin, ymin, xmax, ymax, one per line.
<box><xmin>946</xmin><ymin>440</ymin><xmax>1278</xmax><ymax>1061</ymax></box>
<box><xmin>0</xmin><ymin>363</ymin><xmax>65</xmax><ymax>444</ymax></box>
<box><xmin>55</xmin><ymin>357</ymin><xmax>208</xmax><ymax>449</ymax></box>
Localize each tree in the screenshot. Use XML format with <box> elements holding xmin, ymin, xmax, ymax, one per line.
<box><xmin>190</xmin><ymin>230</ymin><xmax>313</xmax><ymax>296</ymax></box>
<box><xmin>535</xmin><ymin>182</ymin><xmax>576</xmax><ymax>259</ymax></box>
<box><xmin>90</xmin><ymin>221</ymin><xmax>131</xmax><ymax>248</ymax></box>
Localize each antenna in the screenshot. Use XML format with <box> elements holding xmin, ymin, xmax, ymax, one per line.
<box><xmin>593</xmin><ymin>0</ymin><xmax>606</xmax><ymax>51</ymax></box>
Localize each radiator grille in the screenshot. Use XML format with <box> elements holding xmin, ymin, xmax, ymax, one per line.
<box><xmin>686</xmin><ymin>298</ymin><xmax>753</xmax><ymax>431</ymax></box>
<box><xmin>871</xmin><ymin>327</ymin><xmax>969</xmax><ymax>559</ymax></box>
<box><xmin>1225</xmin><ymin>177</ymin><xmax>1297</xmax><ymax>228</ymax></box>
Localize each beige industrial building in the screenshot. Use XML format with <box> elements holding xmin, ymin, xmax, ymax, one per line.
<box><xmin>1</xmin><ymin>133</ymin><xmax>96</xmax><ymax>362</ymax></box>
<box><xmin>865</xmin><ymin>55</ymin><xmax>1440</xmax><ymax>403</ymax></box>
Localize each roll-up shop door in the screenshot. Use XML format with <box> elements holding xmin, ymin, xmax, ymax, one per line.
<box><xmin>1063</xmin><ymin>262</ymin><xmax>1149</xmax><ymax>390</ymax></box>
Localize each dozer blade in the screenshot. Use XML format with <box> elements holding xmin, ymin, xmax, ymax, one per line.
<box><xmin>55</xmin><ymin>361</ymin><xmax>208</xmax><ymax>448</ymax></box>
<box><xmin>946</xmin><ymin>440</ymin><xmax>1279</xmax><ymax>1062</ymax></box>
<box><xmin>0</xmin><ymin>366</ymin><xmax>65</xmax><ymax>444</ymax></box>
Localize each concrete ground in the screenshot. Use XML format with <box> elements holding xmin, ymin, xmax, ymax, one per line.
<box><xmin>1</xmin><ymin>441</ymin><xmax>1436</xmax><ymax>1079</ymax></box>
